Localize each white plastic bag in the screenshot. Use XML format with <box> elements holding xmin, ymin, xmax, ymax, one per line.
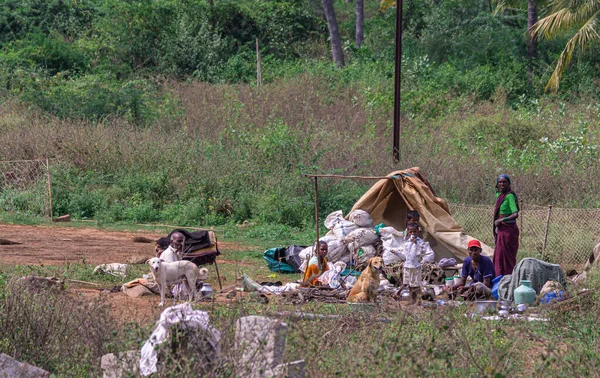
<box><xmin>324</xmin><ymin>210</ymin><xmax>345</xmax><ymax>230</ymax></box>
<box><xmin>348</xmin><ymin>209</ymin><xmax>374</xmax><ymax>228</ymax></box>
<box><xmin>326</xmin><ymin>239</ymin><xmax>350</xmax><ymax>262</ymax></box>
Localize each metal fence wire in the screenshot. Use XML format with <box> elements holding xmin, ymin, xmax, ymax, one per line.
<box><xmin>0</xmin><ymin>159</ymin><xmax>52</xmax><ymax>218</ymax></box>
<box><xmin>449</xmin><ymin>203</ymin><xmax>600</xmax><ymax>269</ymax></box>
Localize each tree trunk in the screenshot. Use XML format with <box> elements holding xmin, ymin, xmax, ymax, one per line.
<box><xmin>527</xmin><ymin>0</ymin><xmax>537</xmax><ymax>81</ymax></box>
<box><xmin>356</xmin><ymin>0</ymin><xmax>364</xmax><ymax>48</ymax></box>
<box><xmin>321</xmin><ymin>0</ymin><xmax>345</xmax><ymax>68</ymax></box>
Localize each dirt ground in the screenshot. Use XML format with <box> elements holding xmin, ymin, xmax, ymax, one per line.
<box><xmin>0</xmin><ymin>223</ymin><xmax>242</xmax><ymax>265</ymax></box>
<box><xmin>0</xmin><ymin>223</ymin><xmax>248</xmax><ymax>325</ymax></box>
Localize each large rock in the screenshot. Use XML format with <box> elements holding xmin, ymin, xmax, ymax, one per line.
<box><xmin>101</xmin><ymin>351</ymin><xmax>139</xmax><ymax>378</ymax></box>
<box><xmin>0</xmin><ymin>353</ymin><xmax>50</xmax><ymax>378</ymax></box>
<box><xmin>234</xmin><ymin>316</ymin><xmax>305</xmax><ymax>378</ymax></box>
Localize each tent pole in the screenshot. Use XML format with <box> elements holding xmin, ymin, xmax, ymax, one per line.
<box><xmin>314</xmin><ymin>176</ymin><xmax>319</xmax><ymax>246</ymax></box>
<box><xmin>213</xmin><ymin>260</ymin><xmax>223</xmax><ymax>291</ymax></box>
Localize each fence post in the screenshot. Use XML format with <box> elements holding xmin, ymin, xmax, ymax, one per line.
<box><xmin>519</xmin><ymin>202</ymin><xmax>524</xmax><ymax>246</ymax></box>
<box><xmin>541</xmin><ymin>205</ymin><xmax>552</xmax><ymax>260</ymax></box>
<box><xmin>45</xmin><ymin>157</ymin><xmax>54</xmax><ymax>222</ymax></box>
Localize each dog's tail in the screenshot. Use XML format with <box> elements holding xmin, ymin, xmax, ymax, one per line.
<box><xmin>198</xmin><ymin>267</ymin><xmax>209</xmax><ymax>280</ymax></box>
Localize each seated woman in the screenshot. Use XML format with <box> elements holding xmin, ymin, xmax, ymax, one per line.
<box><xmin>447</xmin><ymin>239</ymin><xmax>496</xmax><ymax>299</ymax></box>
<box><xmin>302</xmin><ymin>241</ymin><xmax>330</xmax><ymax>286</ymax></box>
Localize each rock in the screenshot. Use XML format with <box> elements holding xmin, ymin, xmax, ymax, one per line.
<box><xmin>234</xmin><ymin>316</ymin><xmax>290</xmax><ymax>378</ymax></box>
<box><xmin>0</xmin><ymin>353</ymin><xmax>50</xmax><ymax>378</ymax></box>
<box><xmin>19</xmin><ymin>276</ymin><xmax>64</xmax><ymax>292</ymax></box>
<box><xmin>101</xmin><ymin>351</ymin><xmax>140</xmax><ymax>378</ymax></box>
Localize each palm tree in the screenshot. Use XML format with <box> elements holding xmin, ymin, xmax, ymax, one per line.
<box><xmin>322</xmin><ymin>0</ymin><xmax>345</xmax><ymax>68</ymax></box>
<box><xmin>356</xmin><ymin>0</ymin><xmax>365</xmax><ymax>48</ymax></box>
<box><xmin>530</xmin><ymin>0</ymin><xmax>600</xmax><ymax>92</ymax></box>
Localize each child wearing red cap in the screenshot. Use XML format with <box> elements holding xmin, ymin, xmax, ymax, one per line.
<box><xmin>448</xmin><ymin>239</ymin><xmax>496</xmax><ymax>299</ymax></box>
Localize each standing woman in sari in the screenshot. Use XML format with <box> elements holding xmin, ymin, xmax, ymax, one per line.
<box><xmin>493</xmin><ymin>174</ymin><xmax>519</xmax><ymax>276</ymax></box>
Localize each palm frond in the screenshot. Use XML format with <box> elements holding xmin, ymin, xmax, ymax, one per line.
<box><xmin>531</xmin><ymin>3</ymin><xmax>600</xmax><ymax>39</ymax></box>
<box><xmin>545</xmin><ymin>11</ymin><xmax>600</xmax><ymax>92</ymax></box>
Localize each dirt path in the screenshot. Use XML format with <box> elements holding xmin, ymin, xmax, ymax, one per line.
<box><xmin>0</xmin><ymin>223</ymin><xmax>243</xmax><ymax>265</ymax></box>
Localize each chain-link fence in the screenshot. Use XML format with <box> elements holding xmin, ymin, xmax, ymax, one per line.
<box><xmin>449</xmin><ymin>203</ymin><xmax>600</xmax><ymax>269</ymax></box>
<box><xmin>0</xmin><ymin>159</ymin><xmax>52</xmax><ymax>218</ymax></box>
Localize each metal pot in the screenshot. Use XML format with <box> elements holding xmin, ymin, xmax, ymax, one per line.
<box><xmin>475</xmin><ymin>300</ymin><xmax>497</xmax><ymax>314</ymax></box>
<box><xmin>200</xmin><ymin>282</ymin><xmax>213</xmax><ymax>299</ymax></box>
<box><xmin>400</xmin><ymin>288</ymin><xmax>411</xmax><ymax>301</ymax></box>
<box><xmin>498</xmin><ymin>300</ymin><xmax>512</xmax><ymax>311</ymax></box>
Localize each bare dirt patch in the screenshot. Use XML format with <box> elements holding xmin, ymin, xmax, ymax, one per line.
<box><xmin>0</xmin><ymin>223</ymin><xmax>242</xmax><ymax>265</ymax></box>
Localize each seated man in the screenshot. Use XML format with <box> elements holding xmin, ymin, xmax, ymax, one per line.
<box><xmin>302</xmin><ymin>241</ymin><xmax>330</xmax><ymax>286</ymax></box>
<box><xmin>448</xmin><ymin>239</ymin><xmax>495</xmax><ymax>299</ymax></box>
<box><xmin>160</xmin><ymin>232</ymin><xmax>184</xmax><ymax>263</ymax></box>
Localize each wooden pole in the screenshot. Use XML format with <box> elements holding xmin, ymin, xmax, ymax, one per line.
<box><xmin>541</xmin><ymin>205</ymin><xmax>553</xmax><ymax>259</ymax></box>
<box><xmin>304</xmin><ymin>174</ymin><xmax>395</xmax><ymax>180</ymax></box>
<box><xmin>256</xmin><ymin>37</ymin><xmax>262</xmax><ymax>86</ymax></box>
<box><xmin>314</xmin><ymin>176</ymin><xmax>319</xmax><ymax>250</ymax></box>
<box><xmin>393</xmin><ymin>0</ymin><xmax>404</xmax><ymax>162</ymax></box>
<box><xmin>45</xmin><ymin>157</ymin><xmax>54</xmax><ymax>222</ymax></box>
<box><xmin>213</xmin><ymin>260</ymin><xmax>223</xmax><ymax>291</ymax></box>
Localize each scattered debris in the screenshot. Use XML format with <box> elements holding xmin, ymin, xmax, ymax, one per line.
<box><xmin>101</xmin><ymin>351</ymin><xmax>139</xmax><ymax>378</ymax></box>
<box><xmin>0</xmin><ymin>353</ymin><xmax>50</xmax><ymax>378</ymax></box>
<box><xmin>235</xmin><ymin>316</ymin><xmax>304</xmax><ymax>378</ymax></box>
<box><xmin>132</xmin><ymin>236</ymin><xmax>154</xmax><ymax>244</ymax></box>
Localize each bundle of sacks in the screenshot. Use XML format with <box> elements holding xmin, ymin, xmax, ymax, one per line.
<box><xmin>300</xmin><ymin>209</ymin><xmax>419</xmax><ymax>272</ymax></box>
<box><xmin>299</xmin><ymin>209</ymin><xmax>437</xmax><ymax>274</ymax></box>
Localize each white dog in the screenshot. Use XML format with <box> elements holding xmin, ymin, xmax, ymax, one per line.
<box><xmin>147</xmin><ymin>258</ymin><xmax>209</xmax><ymax>306</ymax></box>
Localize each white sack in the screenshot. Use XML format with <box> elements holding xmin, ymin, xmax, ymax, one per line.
<box><xmin>355</xmin><ymin>245</ymin><xmax>377</xmax><ymax>266</ymax></box>
<box><xmin>332</xmin><ymin>220</ymin><xmax>359</xmax><ymax>239</ymax></box>
<box><xmin>327</xmin><ymin>239</ymin><xmax>350</xmax><ymax>263</ymax></box>
<box><xmin>348</xmin><ymin>209</ymin><xmax>374</xmax><ymax>228</ymax></box>
<box><xmin>380</xmin><ymin>227</ymin><xmax>408</xmax><ymax>265</ymax></box>
<box><xmin>343</xmin><ymin>228</ymin><xmax>378</xmax><ymax>247</ymax></box>
<box><xmin>324</xmin><ymin>210</ymin><xmax>345</xmax><ymax>230</ymax></box>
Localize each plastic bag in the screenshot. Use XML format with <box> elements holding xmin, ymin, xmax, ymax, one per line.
<box><xmin>348</xmin><ymin>209</ymin><xmax>374</xmax><ymax>228</ymax></box>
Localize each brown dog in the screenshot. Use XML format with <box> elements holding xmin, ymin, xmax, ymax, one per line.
<box><xmin>347</xmin><ymin>256</ymin><xmax>383</xmax><ymax>303</ymax></box>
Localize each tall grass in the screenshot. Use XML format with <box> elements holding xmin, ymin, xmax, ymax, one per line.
<box><xmin>1</xmin><ymin>70</ymin><xmax>599</xmax><ymax>228</ymax></box>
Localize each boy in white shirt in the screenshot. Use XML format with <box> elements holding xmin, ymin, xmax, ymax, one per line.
<box><xmin>403</xmin><ymin>223</ymin><xmax>435</xmax><ymax>304</ymax></box>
